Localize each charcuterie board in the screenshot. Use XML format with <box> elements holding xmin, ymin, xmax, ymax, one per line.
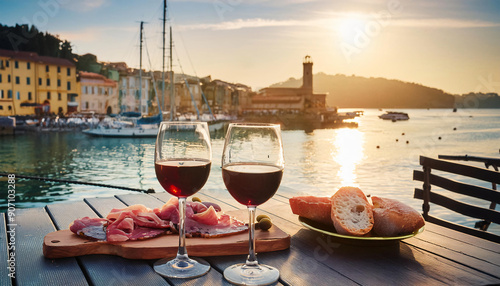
<box><xmin>43</xmin><ymin>212</ymin><xmax>290</xmax><ymax>259</ymax></box>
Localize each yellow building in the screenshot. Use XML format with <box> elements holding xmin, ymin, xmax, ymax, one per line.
<box><xmin>0</xmin><ymin>49</ymin><xmax>78</xmax><ymax>116</ymax></box>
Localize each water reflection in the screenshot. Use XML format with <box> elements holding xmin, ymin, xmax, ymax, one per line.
<box><xmin>332</xmin><ymin>129</ymin><xmax>364</xmax><ymax>186</ymax></box>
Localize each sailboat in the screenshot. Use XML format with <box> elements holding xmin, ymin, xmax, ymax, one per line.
<box><xmin>83</xmin><ymin>22</ymin><xmax>162</xmax><ymax>138</ymax></box>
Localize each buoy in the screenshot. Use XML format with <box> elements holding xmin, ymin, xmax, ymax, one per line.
<box><xmin>453</xmin><ymin>127</ymin><xmax>457</xmax><ymax>131</ymax></box>
<box><xmin>396</xmin><ymin>139</ymin><xmax>399</xmax><ymax>142</ymax></box>
<box><xmin>406</xmin><ymin>141</ymin><xmax>409</xmax><ymax>144</ymax></box>
<box><xmin>376</xmin><ymin>145</ymin><xmax>380</xmax><ymax>149</ymax></box>
<box><xmin>438</xmin><ymin>137</ymin><xmax>442</xmax><ymax>140</ymax></box>
<box><xmin>402</xmin><ymin>133</ymin><xmax>405</xmax><ymax>135</ymax></box>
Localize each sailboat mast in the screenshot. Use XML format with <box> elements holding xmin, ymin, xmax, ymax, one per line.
<box><xmin>169</xmin><ymin>25</ymin><xmax>175</xmax><ymax>120</ymax></box>
<box><xmin>162</xmin><ymin>0</ymin><xmax>166</xmax><ymax>112</ymax></box>
<box><xmin>139</xmin><ymin>21</ymin><xmax>147</xmax><ymax>115</ymax></box>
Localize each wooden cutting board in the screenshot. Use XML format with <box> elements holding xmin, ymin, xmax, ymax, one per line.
<box><xmin>43</xmin><ymin>211</ymin><xmax>290</xmax><ymax>259</ymax></box>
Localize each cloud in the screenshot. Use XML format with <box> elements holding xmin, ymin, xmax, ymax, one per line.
<box><xmin>57</xmin><ymin>26</ymin><xmax>136</xmax><ymax>43</ymax></box>
<box><xmin>393</xmin><ymin>18</ymin><xmax>500</xmax><ymax>28</ymax></box>
<box><xmin>176</xmin><ymin>7</ymin><xmax>500</xmax><ymax>32</ymax></box>
<box><xmin>178</xmin><ymin>18</ymin><xmax>327</xmax><ymax>31</ymax></box>
<box><xmin>59</xmin><ymin>0</ymin><xmax>107</xmax><ymax>12</ymax></box>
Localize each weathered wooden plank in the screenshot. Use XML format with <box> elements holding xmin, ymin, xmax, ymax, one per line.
<box><xmin>15</xmin><ymin>208</ymin><xmax>88</xmax><ymax>286</ymax></box>
<box><xmin>46</xmin><ymin>200</ymin><xmax>169</xmax><ymax>286</ymax></box>
<box><xmin>423</xmin><ymin>223</ymin><xmax>500</xmax><ymax>254</ymax></box>
<box><xmin>1</xmin><ymin>213</ymin><xmax>13</xmax><ymax>286</ymax></box>
<box><xmin>413</xmin><ymin>188</ymin><xmax>500</xmax><ymax>224</ymax></box>
<box><xmin>407</xmin><ymin>225</ymin><xmax>500</xmax><ymax>273</ymax></box>
<box><xmin>414</xmin><ymin>170</ymin><xmax>500</xmax><ymax>203</ymax></box>
<box><xmin>84</xmin><ymin>196</ymin><xmax>127</xmax><ymax>217</ymax></box>
<box><xmin>420</xmin><ymin>156</ymin><xmax>500</xmax><ymax>184</ymax></box>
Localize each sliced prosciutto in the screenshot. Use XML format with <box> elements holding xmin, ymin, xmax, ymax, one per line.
<box><xmin>69</xmin><ymin>199</ymin><xmax>248</xmax><ymax>242</ymax></box>
<box><xmin>69</xmin><ymin>217</ymin><xmax>107</xmax><ymax>241</ymax></box>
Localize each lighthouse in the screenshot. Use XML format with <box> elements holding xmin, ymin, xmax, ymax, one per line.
<box><xmin>302</xmin><ymin>55</ymin><xmax>313</xmax><ymax>92</ymax></box>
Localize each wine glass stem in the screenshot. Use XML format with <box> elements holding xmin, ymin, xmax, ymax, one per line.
<box><xmin>246</xmin><ymin>206</ymin><xmax>258</xmax><ymax>266</ymax></box>
<box><xmin>177</xmin><ymin>197</ymin><xmax>188</xmax><ymax>260</ymax></box>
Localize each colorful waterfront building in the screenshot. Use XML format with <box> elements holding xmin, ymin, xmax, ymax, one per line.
<box><xmin>79</xmin><ymin>71</ymin><xmax>119</xmax><ymax>114</ymax></box>
<box><xmin>0</xmin><ymin>49</ymin><xmax>78</xmax><ymax>116</ymax></box>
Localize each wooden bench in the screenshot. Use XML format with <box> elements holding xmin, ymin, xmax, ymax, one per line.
<box><xmin>413</xmin><ymin>155</ymin><xmax>500</xmax><ymax>243</ymax></box>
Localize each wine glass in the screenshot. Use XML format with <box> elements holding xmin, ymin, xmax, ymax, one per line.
<box><xmin>153</xmin><ymin>121</ymin><xmax>212</xmax><ymax>278</ymax></box>
<box><xmin>221</xmin><ymin>123</ymin><xmax>284</xmax><ymax>285</ymax></box>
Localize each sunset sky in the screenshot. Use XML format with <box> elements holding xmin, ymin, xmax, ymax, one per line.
<box><xmin>1</xmin><ymin>0</ymin><xmax>500</xmax><ymax>95</ymax></box>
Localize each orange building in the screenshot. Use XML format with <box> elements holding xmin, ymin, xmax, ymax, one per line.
<box><xmin>0</xmin><ymin>49</ymin><xmax>77</xmax><ymax>116</ymax></box>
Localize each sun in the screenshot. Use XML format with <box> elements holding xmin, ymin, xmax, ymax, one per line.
<box><xmin>337</xmin><ymin>14</ymin><xmax>367</xmax><ymax>43</ymax></box>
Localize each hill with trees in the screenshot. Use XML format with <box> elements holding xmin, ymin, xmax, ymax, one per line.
<box><xmin>0</xmin><ymin>23</ymin><xmax>99</xmax><ymax>72</ymax></box>
<box><xmin>270</xmin><ymin>73</ymin><xmax>456</xmax><ymax>108</ymax></box>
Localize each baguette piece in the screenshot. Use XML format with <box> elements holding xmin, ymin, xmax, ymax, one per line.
<box><xmin>371</xmin><ymin>196</ymin><xmax>425</xmax><ymax>236</ymax></box>
<box><xmin>330</xmin><ymin>187</ymin><xmax>374</xmax><ymax>236</ymax></box>
<box><xmin>289</xmin><ymin>196</ymin><xmax>333</xmax><ymax>225</ymax></box>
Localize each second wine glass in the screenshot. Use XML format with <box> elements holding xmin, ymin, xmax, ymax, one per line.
<box><xmin>221</xmin><ymin>123</ymin><xmax>284</xmax><ymax>285</ymax></box>
<box><xmin>153</xmin><ymin>121</ymin><xmax>212</xmax><ymax>278</ymax></box>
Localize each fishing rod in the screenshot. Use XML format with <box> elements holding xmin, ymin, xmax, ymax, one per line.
<box><xmin>0</xmin><ymin>173</ymin><xmax>155</xmax><ymax>194</ymax></box>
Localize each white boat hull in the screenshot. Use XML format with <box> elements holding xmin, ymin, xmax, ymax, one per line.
<box><xmin>83</xmin><ymin>126</ymin><xmax>158</xmax><ymax>137</ymax></box>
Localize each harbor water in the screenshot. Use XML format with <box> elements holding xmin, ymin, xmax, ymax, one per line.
<box><xmin>1</xmin><ymin>108</ymin><xmax>499</xmax><ymax>234</ymax></box>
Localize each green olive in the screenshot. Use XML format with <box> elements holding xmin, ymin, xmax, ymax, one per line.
<box><xmin>191</xmin><ymin>197</ymin><xmax>202</xmax><ymax>202</ymax></box>
<box><xmin>258</xmin><ymin>218</ymin><xmax>272</xmax><ymax>231</ymax></box>
<box><xmin>256</xmin><ymin>214</ymin><xmax>270</xmax><ymax>222</ymax></box>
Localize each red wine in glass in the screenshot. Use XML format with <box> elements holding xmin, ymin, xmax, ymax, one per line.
<box><xmin>221</xmin><ymin>123</ymin><xmax>284</xmax><ymax>285</ymax></box>
<box><xmin>222</xmin><ymin>163</ymin><xmax>283</xmax><ymax>206</ymax></box>
<box><xmin>155</xmin><ymin>159</ymin><xmax>211</xmax><ymax>197</ymax></box>
<box><xmin>153</xmin><ymin>121</ymin><xmax>212</xmax><ymax>279</ymax></box>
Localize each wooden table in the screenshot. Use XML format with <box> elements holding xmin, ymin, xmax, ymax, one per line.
<box><xmin>3</xmin><ymin>187</ymin><xmax>500</xmax><ymax>285</ymax></box>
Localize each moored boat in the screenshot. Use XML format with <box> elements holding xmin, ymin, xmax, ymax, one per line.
<box><xmin>379</xmin><ymin>111</ymin><xmax>409</xmax><ymax>121</ymax></box>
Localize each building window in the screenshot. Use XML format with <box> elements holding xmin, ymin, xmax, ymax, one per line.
<box><xmin>47</xmin><ymin>92</ymin><xmax>51</xmax><ymax>99</ymax></box>
<box><xmin>8</xmin><ymin>105</ymin><xmax>12</xmax><ymax>110</ymax></box>
<box><xmin>27</xmin><ymin>62</ymin><xmax>31</xmax><ymax>69</ymax></box>
<box><xmin>8</xmin><ymin>90</ymin><xmax>12</xmax><ymax>98</ymax></box>
<box><xmin>27</xmin><ymin>77</ymin><xmax>30</xmax><ymax>85</ymax></box>
<box><xmin>16</xmin><ymin>91</ymin><xmax>20</xmax><ymax>100</ymax></box>
<box><xmin>67</xmin><ymin>81</ymin><xmax>71</xmax><ymax>91</ymax></box>
<box><xmin>15</xmin><ymin>61</ymin><xmax>19</xmax><ymax>68</ymax></box>
<box><xmin>57</xmin><ymin>66</ymin><xmax>61</xmax><ymax>73</ymax></box>
<box><xmin>6</xmin><ymin>60</ymin><xmax>9</xmax><ymax>67</ymax></box>
<box><xmin>57</xmin><ymin>79</ymin><xmax>61</xmax><ymax>87</ymax></box>
<box><xmin>45</xmin><ymin>65</ymin><xmax>49</xmax><ymax>72</ymax></box>
<box><xmin>0</xmin><ymin>74</ymin><xmax>2</xmax><ymax>83</ymax></box>
<box><xmin>15</xmin><ymin>76</ymin><xmax>20</xmax><ymax>84</ymax></box>
<box><xmin>28</xmin><ymin>92</ymin><xmax>32</xmax><ymax>100</ymax></box>
<box><xmin>1</xmin><ymin>90</ymin><xmax>3</xmax><ymax>98</ymax></box>
<box><xmin>47</xmin><ymin>78</ymin><xmax>50</xmax><ymax>86</ymax></box>
<box><xmin>67</xmin><ymin>68</ymin><xmax>70</xmax><ymax>76</ymax></box>
<box><xmin>58</xmin><ymin>93</ymin><xmax>61</xmax><ymax>100</ymax></box>
<box><xmin>39</xmin><ymin>78</ymin><xmax>42</xmax><ymax>85</ymax></box>
<box><xmin>0</xmin><ymin>106</ymin><xmax>2</xmax><ymax>110</ymax></box>
<box><xmin>85</xmin><ymin>101</ymin><xmax>89</xmax><ymax>109</ymax></box>
<box><xmin>8</xmin><ymin>75</ymin><xmax>11</xmax><ymax>83</ymax></box>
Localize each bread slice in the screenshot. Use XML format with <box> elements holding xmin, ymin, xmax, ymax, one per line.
<box><xmin>330</xmin><ymin>187</ymin><xmax>374</xmax><ymax>236</ymax></box>
<box><xmin>371</xmin><ymin>196</ymin><xmax>425</xmax><ymax>236</ymax></box>
<box><xmin>289</xmin><ymin>196</ymin><xmax>333</xmax><ymax>225</ymax></box>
